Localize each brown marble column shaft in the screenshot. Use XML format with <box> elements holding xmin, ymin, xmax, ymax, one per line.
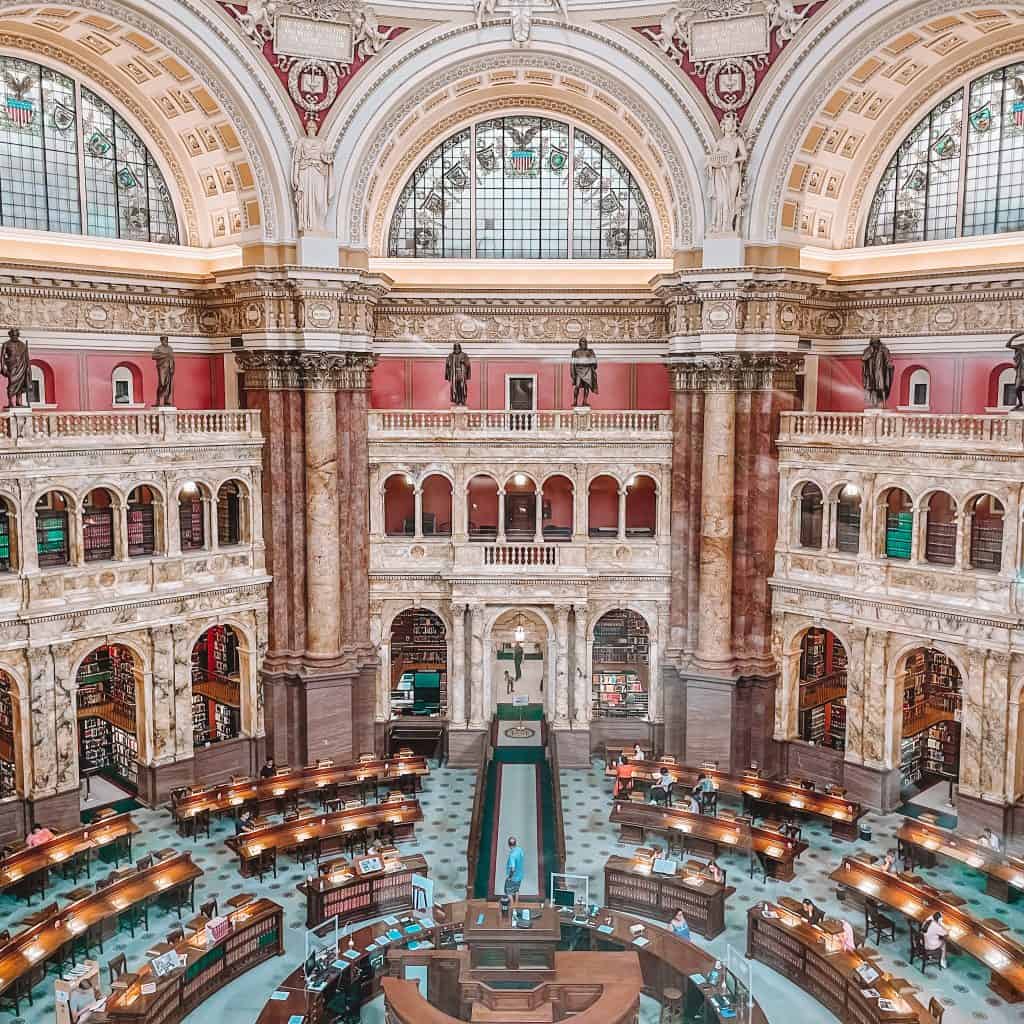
<box><xmin>696</xmin><ymin>386</ymin><xmax>737</xmax><ymax>665</ymax></box>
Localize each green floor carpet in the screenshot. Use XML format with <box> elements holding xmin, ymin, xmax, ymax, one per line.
<box><xmin>495</xmin><ymin>703</ymin><xmax>544</xmax><ymax>721</ymax></box>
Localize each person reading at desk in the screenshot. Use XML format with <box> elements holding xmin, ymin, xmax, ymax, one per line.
<box><xmin>801</xmin><ymin>899</ymin><xmax>825</xmax><ymax>925</ymax></box>
<box><xmin>840</xmin><ymin>918</ymin><xmax>856</xmax><ymax>952</ymax></box>
<box><xmin>979</xmin><ymin>827</ymin><xmax>1001</xmax><ymax>852</ymax></box>
<box><xmin>26</xmin><ymin>822</ymin><xmax>56</xmax><ymax>847</ymax></box>
<box><xmin>650</xmin><ymin>767</ymin><xmax>673</xmax><ymax>806</ymax></box>
<box><xmin>613</xmin><ymin>756</ymin><xmax>633</xmax><ymax>799</ymax></box>
<box><xmin>923</xmin><ymin>911</ymin><xmax>948</xmax><ymax>968</ymax></box>
<box><xmin>881</xmin><ymin>849</ymin><xmax>899</xmax><ymax>874</ymax></box>
<box><xmin>632</xmin><ymin>743</ymin><xmax>645</xmax><ymax>761</ymax></box>
<box><xmin>706</xmin><ymin>859</ymin><xmax>724</xmax><ymax>884</ymax></box>
<box><xmin>238</xmin><ymin>810</ymin><xmax>258</xmax><ymax>833</ymax></box>
<box><xmin>259</xmin><ymin>758</ymin><xmax>276</xmax><ymax>779</ymax></box>
<box><xmin>669</xmin><ymin>908</ymin><xmax>690</xmax><ymax>940</ymax></box>
<box><xmin>695</xmin><ymin>773</ymin><xmax>716</xmax><ymax>813</ymax></box>
<box><xmin>68</xmin><ymin>978</ymin><xmax>102</xmax><ymax>1023</ymax></box>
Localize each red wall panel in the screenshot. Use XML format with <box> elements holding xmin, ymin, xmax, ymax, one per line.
<box><xmin>636</xmin><ymin>363</ymin><xmax>670</xmax><ymax>408</ymax></box>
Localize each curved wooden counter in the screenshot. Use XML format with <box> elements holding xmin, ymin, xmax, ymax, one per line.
<box><xmin>255</xmin><ymin>899</ymin><xmax>771</xmax><ymax>1024</ymax></box>
<box><xmin>102</xmin><ymin>897</ymin><xmax>284</xmax><ymax>1023</ymax></box>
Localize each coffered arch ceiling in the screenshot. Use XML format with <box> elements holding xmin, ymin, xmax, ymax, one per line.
<box><xmin>329</xmin><ymin>20</ymin><xmax>717</xmax><ymax>255</ymax></box>
<box><xmin>0</xmin><ymin>0</ymin><xmax>296</xmax><ymax>245</ymax></box>
<box><xmin>747</xmin><ymin>0</ymin><xmax>1024</xmax><ymax>248</ymax></box>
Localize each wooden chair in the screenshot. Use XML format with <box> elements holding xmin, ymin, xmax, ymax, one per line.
<box><xmin>200</xmin><ymin>897</ymin><xmax>218</xmax><ymax>919</ymax></box>
<box><xmin>117</xmin><ymin>898</ymin><xmax>150</xmax><ymax>939</ymax></box>
<box><xmin>0</xmin><ymin>928</ymin><xmax>10</xmax><ymax>945</ymax></box>
<box><xmin>283</xmin><ymin>806</ymin><xmax>301</xmax><ymax>823</ymax></box>
<box><xmin>909</xmin><ymin>927</ymin><xmax>943</xmax><ymax>975</ymax></box>
<box><xmin>166</xmin><ymin>924</ymin><xmax>185</xmax><ymax>945</ymax></box>
<box><xmin>927</xmin><ymin>997</ymin><xmax>945</xmax><ymax>1023</ymax></box>
<box><xmin>293</xmin><ymin>835</ymin><xmax>321</xmax><ymax>867</ymax></box>
<box><xmin>864</xmin><ymin>899</ymin><xmax>896</xmax><ymax>944</ymax></box>
<box><xmin>658</xmin><ymin>985</ymin><xmax>684</xmax><ymax>1023</ymax></box>
<box><xmin>108</xmin><ymin>953</ymin><xmax>129</xmax><ymax>986</ymax></box>
<box><xmin>187</xmin><ymin>808</ymin><xmax>211</xmax><ymax>842</ymax></box>
<box><xmin>135</xmin><ymin>854</ymin><xmax>153</xmax><ymax>872</ymax></box>
<box><xmin>252</xmin><ymin>846</ymin><xmax>278</xmax><ymax>883</ymax></box>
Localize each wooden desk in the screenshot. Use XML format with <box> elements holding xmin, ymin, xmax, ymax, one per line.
<box><xmin>830</xmin><ymin>854</ymin><xmax>1024</xmax><ymax>1003</ymax></box>
<box><xmin>0</xmin><ymin>814</ymin><xmax>139</xmax><ymax>896</ymax></box>
<box><xmin>747</xmin><ymin>903</ymin><xmax>930</xmax><ymax>1023</ymax></box>
<box><xmin>300</xmin><ymin>853</ymin><xmax>428</xmax><ymax>927</ymax></box>
<box><xmin>0</xmin><ymin>852</ymin><xmax>201</xmax><ymax>1005</ymax></box>
<box><xmin>174</xmin><ymin>756</ymin><xmax>428</xmax><ymax>822</ymax></box>
<box><xmin>609</xmin><ymin>801</ymin><xmax>807</xmax><ymax>881</ymax></box>
<box><xmin>103</xmin><ymin>897</ymin><xmax>283</xmax><ymax>1023</ymax></box>
<box><xmin>897</xmin><ymin>819</ymin><xmax>1024</xmax><ymax>902</ymax></box>
<box><xmin>608</xmin><ymin>760</ymin><xmax>863</xmax><ymax>840</ymax></box>
<box><xmin>226</xmin><ymin>799</ymin><xmax>423</xmax><ymax>873</ymax></box>
<box><xmin>604</xmin><ymin>854</ymin><xmax>733</xmax><ymax>939</ymax></box>
<box><xmin>254</xmin><ymin>900</ymin><xmax>770</xmax><ymax>1024</ymax></box>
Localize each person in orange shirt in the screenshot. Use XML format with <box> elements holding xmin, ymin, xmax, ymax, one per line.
<box><xmin>613</xmin><ymin>756</ymin><xmax>633</xmax><ymax>799</ymax></box>
<box><xmin>26</xmin><ymin>822</ymin><xmax>56</xmax><ymax>847</ymax></box>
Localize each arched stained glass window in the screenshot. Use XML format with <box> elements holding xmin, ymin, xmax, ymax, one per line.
<box><xmin>865</xmin><ymin>60</ymin><xmax>1024</xmax><ymax>245</ymax></box>
<box><xmin>388</xmin><ymin>116</ymin><xmax>656</xmax><ymax>259</ymax></box>
<box><xmin>0</xmin><ymin>54</ymin><xmax>178</xmax><ymax>244</ymax></box>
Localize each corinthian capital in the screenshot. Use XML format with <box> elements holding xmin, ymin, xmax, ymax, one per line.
<box><xmin>339</xmin><ymin>353</ymin><xmax>378</xmax><ymax>391</ymax></box>
<box><xmin>667</xmin><ymin>352</ymin><xmax>802</xmax><ymax>393</ymax></box>
<box><xmin>235</xmin><ymin>351</ymin><xmax>303</xmax><ymax>390</ymax></box>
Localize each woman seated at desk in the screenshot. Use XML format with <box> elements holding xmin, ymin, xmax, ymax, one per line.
<box><xmin>801</xmin><ymin>899</ymin><xmax>825</xmax><ymax>925</ymax></box>
<box><xmin>881</xmin><ymin>849</ymin><xmax>899</xmax><ymax>874</ymax></box>
<box><xmin>613</xmin><ymin>757</ymin><xmax>633</xmax><ymax>799</ymax></box>
<box><xmin>68</xmin><ymin>979</ymin><xmax>103</xmax><ymax>1023</ymax></box>
<box><xmin>685</xmin><ymin>793</ymin><xmax>701</xmax><ymax>815</ymax></box>
<box><xmin>706</xmin><ymin>859</ymin><xmax>724</xmax><ymax>884</ymax></box>
<box><xmin>669</xmin><ymin>908</ymin><xmax>690</xmax><ymax>940</ymax></box>
<box><xmin>26</xmin><ymin>822</ymin><xmax>57</xmax><ymax>847</ymax></box>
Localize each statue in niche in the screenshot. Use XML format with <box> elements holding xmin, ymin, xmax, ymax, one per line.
<box><xmin>861</xmin><ymin>336</ymin><xmax>894</xmax><ymax>409</ymax></box>
<box><xmin>1</xmin><ymin>328</ymin><xmax>30</xmax><ymax>409</ymax></box>
<box><xmin>707</xmin><ymin>112</ymin><xmax>748</xmax><ymax>234</ymax></box>
<box><xmin>291</xmin><ymin>119</ymin><xmax>335</xmax><ymax>235</ymax></box>
<box><xmin>1006</xmin><ymin>333</ymin><xmax>1024</xmax><ymax>410</ymax></box>
<box><xmin>570</xmin><ymin>336</ymin><xmax>598</xmax><ymax>407</ymax></box>
<box><xmin>152</xmin><ymin>335</ymin><xmax>176</xmax><ymax>407</ymax></box>
<box><xmin>445</xmin><ymin>343</ymin><xmax>471</xmax><ymax>406</ymax></box>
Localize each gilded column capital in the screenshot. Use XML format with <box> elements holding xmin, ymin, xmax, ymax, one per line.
<box><xmin>235</xmin><ymin>350</ymin><xmax>375</xmax><ymax>392</ymax></box>
<box><xmin>235</xmin><ymin>350</ymin><xmax>304</xmax><ymax>390</ymax></box>
<box><xmin>667</xmin><ymin>352</ymin><xmax>802</xmax><ymax>393</ymax></box>
<box><xmin>296</xmin><ymin>352</ymin><xmax>348</xmax><ymax>391</ymax></box>
<box><xmin>339</xmin><ymin>353</ymin><xmax>378</xmax><ymax>391</ymax></box>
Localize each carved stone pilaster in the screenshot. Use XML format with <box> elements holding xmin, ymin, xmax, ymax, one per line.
<box><xmin>667</xmin><ymin>352</ymin><xmax>802</xmax><ymax>393</ymax></box>
<box><xmin>236</xmin><ymin>351</ymin><xmax>375</xmax><ymax>392</ymax></box>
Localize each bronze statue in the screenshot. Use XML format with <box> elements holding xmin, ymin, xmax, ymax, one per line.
<box><xmin>1006</xmin><ymin>334</ymin><xmax>1024</xmax><ymax>411</ymax></box>
<box><xmin>445</xmin><ymin>343</ymin><xmax>471</xmax><ymax>406</ymax></box>
<box><xmin>570</xmin><ymin>337</ymin><xmax>598</xmax><ymax>407</ymax></box>
<box><xmin>861</xmin><ymin>336</ymin><xmax>894</xmax><ymax>409</ymax></box>
<box><xmin>152</xmin><ymin>335</ymin><xmax>175</xmax><ymax>407</ymax></box>
<box><xmin>1</xmin><ymin>328</ymin><xmax>30</xmax><ymax>409</ymax></box>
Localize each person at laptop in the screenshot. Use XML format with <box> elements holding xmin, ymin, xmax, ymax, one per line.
<box><xmin>801</xmin><ymin>898</ymin><xmax>825</xmax><ymax>925</ymax></box>
<box><xmin>979</xmin><ymin>826</ymin><xmax>1001</xmax><ymax>852</ymax></box>
<box><xmin>650</xmin><ymin>767</ymin><xmax>673</xmax><ymax>806</ymax></box>
<box><xmin>923</xmin><ymin>911</ymin><xmax>948</xmax><ymax>968</ymax></box>
<box><xmin>259</xmin><ymin>758</ymin><xmax>276</xmax><ymax>779</ymax></box>
<box><xmin>881</xmin><ymin>849</ymin><xmax>899</xmax><ymax>874</ymax></box>
<box><xmin>668</xmin><ymin>908</ymin><xmax>690</xmax><ymax>940</ymax></box>
<box><xmin>68</xmin><ymin>979</ymin><xmax>102</xmax><ymax>1023</ymax></box>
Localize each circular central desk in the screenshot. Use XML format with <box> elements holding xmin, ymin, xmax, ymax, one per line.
<box><xmin>256</xmin><ymin>899</ymin><xmax>770</xmax><ymax>1024</ymax></box>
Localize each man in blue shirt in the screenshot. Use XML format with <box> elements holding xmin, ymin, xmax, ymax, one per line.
<box><xmin>505</xmin><ymin>836</ymin><xmax>524</xmax><ymax>905</ymax></box>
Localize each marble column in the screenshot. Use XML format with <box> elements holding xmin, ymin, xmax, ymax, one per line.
<box><xmin>959</xmin><ymin>646</ymin><xmax>987</xmax><ymax>797</ymax></box>
<box><xmin>451</xmin><ymin>603</ymin><xmax>467</xmax><ymax>727</ymax></box>
<box><xmin>554</xmin><ymin>605</ymin><xmax>570</xmax><ymax>726</ymax></box>
<box><xmin>617</xmin><ymin>487</ymin><xmax>627</xmax><ymax>541</ymax></box>
<box><xmin>151</xmin><ymin>627</ymin><xmax>176</xmax><ymax>763</ymax></box>
<box><xmin>468</xmin><ymin>605</ymin><xmax>486</xmax><ymax>728</ymax></box>
<box><xmin>696</xmin><ymin>387</ymin><xmax>736</xmax><ymax>665</ymax></box>
<box><xmin>862</xmin><ymin>630</ymin><xmax>889</xmax><ymax>767</ymax></box>
<box><xmin>50</xmin><ymin>643</ymin><xmax>78</xmax><ymax>793</ymax></box>
<box><xmin>497</xmin><ymin>491</ymin><xmax>506</xmax><ymax>542</ymax></box>
<box><xmin>27</xmin><ymin>646</ymin><xmax>58</xmax><ymax>797</ymax></box>
<box><xmin>303</xmin><ymin>380</ymin><xmax>341</xmax><ymax>661</ymax></box>
<box><xmin>572</xmin><ymin>604</ymin><xmax>589</xmax><ymax>725</ymax></box>
<box><xmin>980</xmin><ymin>650</ymin><xmax>1010</xmax><ymax>800</ymax></box>
<box><xmin>413</xmin><ymin>485</ymin><xmax>423</xmax><ymax>540</ymax></box>
<box><xmin>842</xmin><ymin>625</ymin><xmax>868</xmax><ymax>764</ymax></box>
<box><xmin>534</xmin><ymin>491</ymin><xmax>544</xmax><ymax>544</ymax></box>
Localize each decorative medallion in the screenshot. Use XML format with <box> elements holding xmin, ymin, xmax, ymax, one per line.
<box><xmin>218</xmin><ymin>0</ymin><xmax>406</xmax><ymax>129</ymax></box>
<box><xmin>635</xmin><ymin>0</ymin><xmax>826</xmax><ymax>125</ymax></box>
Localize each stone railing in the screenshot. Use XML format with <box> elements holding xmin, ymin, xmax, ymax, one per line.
<box><xmin>779</xmin><ymin>411</ymin><xmax>1023</xmax><ymax>450</ymax></box>
<box><xmin>0</xmin><ymin>408</ymin><xmax>261</xmax><ymax>447</ymax></box>
<box><xmin>483</xmin><ymin>544</ymin><xmax>557</xmax><ymax>567</ymax></box>
<box><xmin>369</xmin><ymin>409</ymin><xmax>672</xmax><ymax>439</ymax></box>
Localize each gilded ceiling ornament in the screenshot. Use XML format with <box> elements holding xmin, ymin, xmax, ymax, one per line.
<box><xmin>219</xmin><ymin>0</ymin><xmax>405</xmax><ymax>129</ymax></box>
<box><xmin>637</xmin><ymin>0</ymin><xmax>821</xmax><ymax>124</ymax></box>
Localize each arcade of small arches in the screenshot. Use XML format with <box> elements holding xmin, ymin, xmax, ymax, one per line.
<box><xmin>377</xmin><ymin>471</ymin><xmax>660</xmax><ymax>542</ymax></box>
<box><xmin>786</xmin><ymin>480</ymin><xmax>1011</xmax><ymax>574</ymax></box>
<box><xmin>377</xmin><ymin>603</ymin><xmax>658</xmax><ymax>725</ymax></box>
<box><xmin>0</xmin><ymin>618</ymin><xmax>259</xmax><ymax>807</ymax></box>
<box><xmin>0</xmin><ymin>478</ymin><xmax>253</xmax><ymax>573</ymax></box>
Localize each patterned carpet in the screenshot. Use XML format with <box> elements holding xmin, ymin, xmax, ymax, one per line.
<box><xmin>560</xmin><ymin>761</ymin><xmax>1024</xmax><ymax>1024</ymax></box>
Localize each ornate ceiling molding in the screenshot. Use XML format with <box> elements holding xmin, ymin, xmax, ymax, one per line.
<box><xmin>366</xmin><ymin>93</ymin><xmax>674</xmax><ymax>258</ymax></box>
<box><xmin>336</xmin><ymin>22</ymin><xmax>716</xmax><ymax>250</ymax></box>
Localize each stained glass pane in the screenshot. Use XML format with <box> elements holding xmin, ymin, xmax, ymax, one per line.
<box><xmin>867</xmin><ymin>61</ymin><xmax>1024</xmax><ymax>245</ymax></box>
<box><xmin>388</xmin><ymin>116</ymin><xmax>654</xmax><ymax>259</ymax></box>
<box><xmin>0</xmin><ymin>57</ymin><xmax>177</xmax><ymax>244</ymax></box>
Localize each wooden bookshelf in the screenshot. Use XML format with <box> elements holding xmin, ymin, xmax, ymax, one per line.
<box><xmin>301</xmin><ymin>853</ymin><xmax>428</xmax><ymax>928</ymax></box>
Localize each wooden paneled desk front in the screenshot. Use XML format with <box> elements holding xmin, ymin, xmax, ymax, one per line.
<box><xmin>226</xmin><ymin>799</ymin><xmax>424</xmax><ymax>874</ymax></box>
<box><xmin>830</xmin><ymin>854</ymin><xmax>1024</xmax><ymax>1003</ymax></box>
<box><xmin>0</xmin><ymin>814</ymin><xmax>139</xmax><ymax>897</ymax></box>
<box><xmin>896</xmin><ymin>819</ymin><xmax>1024</xmax><ymax>903</ymax></box>
<box><xmin>609</xmin><ymin>801</ymin><xmax>807</xmax><ymax>881</ymax></box>
<box><xmin>102</xmin><ymin>897</ymin><xmax>284</xmax><ymax>1024</ymax></box>
<box><xmin>747</xmin><ymin>902</ymin><xmax>931</xmax><ymax>1022</ymax></box>
<box><xmin>604</xmin><ymin>854</ymin><xmax>733</xmax><ymax>938</ymax></box>
<box><xmin>174</xmin><ymin>756</ymin><xmax>428</xmax><ymax>823</ymax></box>
<box><xmin>607</xmin><ymin>760</ymin><xmax>863</xmax><ymax>840</ymax></box>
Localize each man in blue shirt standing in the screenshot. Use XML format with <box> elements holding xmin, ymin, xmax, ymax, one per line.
<box><xmin>505</xmin><ymin>835</ymin><xmax>524</xmax><ymax>906</ymax></box>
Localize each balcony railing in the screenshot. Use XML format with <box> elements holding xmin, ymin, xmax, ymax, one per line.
<box><xmin>779</xmin><ymin>411</ymin><xmax>1023</xmax><ymax>450</ymax></box>
<box><xmin>483</xmin><ymin>544</ymin><xmax>557</xmax><ymax>567</ymax></box>
<box><xmin>0</xmin><ymin>408</ymin><xmax>261</xmax><ymax>447</ymax></box>
<box><xmin>369</xmin><ymin>409</ymin><xmax>672</xmax><ymax>439</ymax></box>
